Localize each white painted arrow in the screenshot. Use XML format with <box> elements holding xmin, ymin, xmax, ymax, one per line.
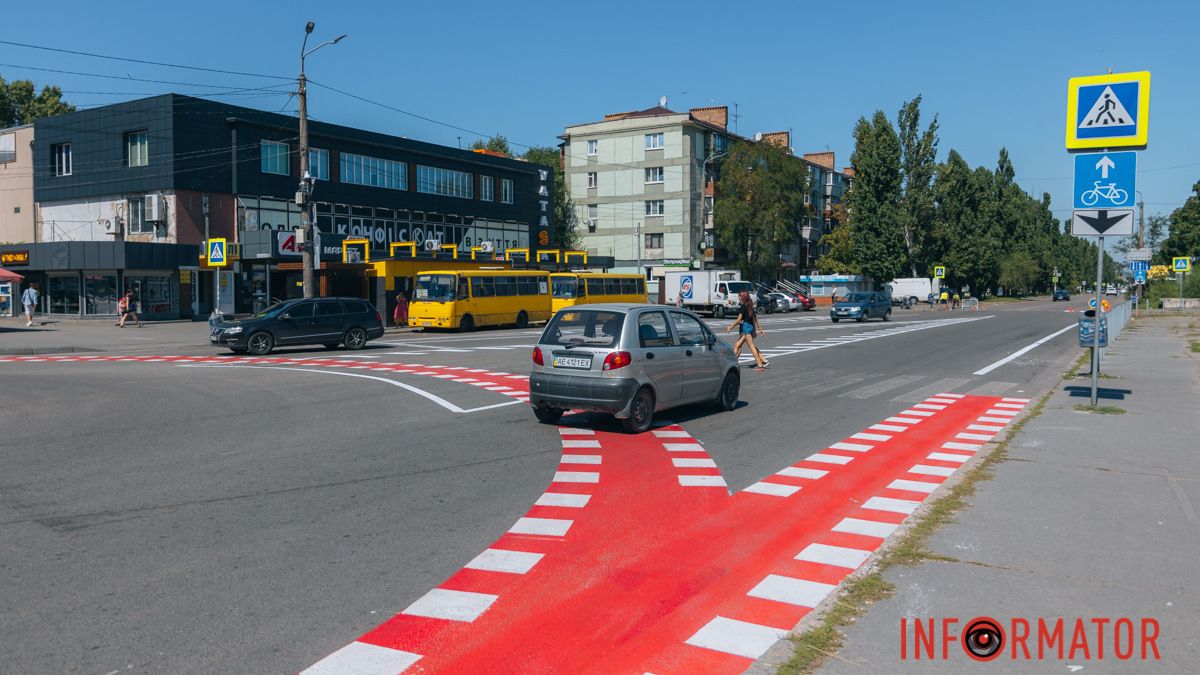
<box><xmin>1096</xmin><ymin>155</ymin><xmax>1116</xmax><ymax>179</ymax></box>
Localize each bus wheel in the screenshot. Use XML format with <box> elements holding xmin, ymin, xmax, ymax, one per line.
<box><xmin>515</xmin><ymin>310</ymin><xmax>529</xmax><ymax>328</ymax></box>
<box><xmin>459</xmin><ymin>314</ymin><xmax>475</xmax><ymax>332</ymax></box>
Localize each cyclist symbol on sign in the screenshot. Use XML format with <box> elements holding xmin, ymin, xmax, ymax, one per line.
<box><xmin>1080</xmin><ymin>181</ymin><xmax>1129</xmax><ymax>207</ymax></box>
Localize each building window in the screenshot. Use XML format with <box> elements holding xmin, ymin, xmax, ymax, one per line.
<box><xmin>644</xmin><ymin>167</ymin><xmax>664</xmax><ymax>184</ymax></box>
<box><xmin>124</xmin><ymin>130</ymin><xmax>149</xmax><ymax>167</ymax></box>
<box><xmin>587</xmin><ymin>172</ymin><xmax>597</xmax><ymax>189</ymax></box>
<box><xmin>500</xmin><ymin>178</ymin><xmax>514</xmax><ymax>204</ymax></box>
<box><xmin>260</xmin><ymin>140</ymin><xmax>290</xmax><ymax>175</ymax></box>
<box><xmin>645</xmin><ymin>133</ymin><xmax>664</xmax><ymax>150</ymax></box>
<box><xmin>309</xmin><ymin>148</ymin><xmax>330</xmax><ymax>181</ymax></box>
<box><xmin>417</xmin><ymin>165</ymin><xmax>473</xmax><ymax>198</ymax></box>
<box><xmin>343</xmin><ymin>153</ymin><xmax>407</xmax><ymax>190</ymax></box>
<box><xmin>127</xmin><ymin>197</ymin><xmax>153</xmax><ymax>234</ymax></box>
<box><xmin>645</xmin><ymin>200</ymin><xmax>664</xmax><ymax>216</ymax></box>
<box><xmin>480</xmin><ymin>175</ymin><xmax>494</xmax><ymax>201</ymax></box>
<box><xmin>586</xmin><ymin>139</ymin><xmax>598</xmax><ymax>156</ymax></box>
<box><xmin>52</xmin><ymin>143</ymin><xmax>72</xmax><ymax>176</ymax></box>
<box><xmin>587</xmin><ymin>204</ymin><xmax>598</xmax><ymax>232</ymax></box>
<box><xmin>645</xmin><ymin>233</ymin><xmax>663</xmax><ymax>249</ymax></box>
<box><xmin>713</xmin><ymin>134</ymin><xmax>728</xmax><ymax>153</ymax></box>
<box><xmin>0</xmin><ymin>133</ymin><xmax>16</xmax><ymax>163</ymax></box>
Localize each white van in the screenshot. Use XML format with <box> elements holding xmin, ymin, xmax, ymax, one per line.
<box><xmin>886</xmin><ymin>278</ymin><xmax>940</xmax><ymax>306</ymax></box>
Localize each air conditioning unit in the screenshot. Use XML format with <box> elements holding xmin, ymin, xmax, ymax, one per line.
<box><xmin>479</xmin><ymin>241</ymin><xmax>495</xmax><ymax>253</ymax></box>
<box><xmin>423</xmin><ymin>238</ymin><xmax>441</xmax><ymax>252</ymax></box>
<box><xmin>145</xmin><ymin>194</ymin><xmax>165</xmax><ymax>222</ymax></box>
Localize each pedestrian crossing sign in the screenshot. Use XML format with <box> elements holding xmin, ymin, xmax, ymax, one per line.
<box><xmin>207</xmin><ymin>238</ymin><xmax>227</xmax><ymax>267</ymax></box>
<box><xmin>1066</xmin><ymin>71</ymin><xmax>1150</xmax><ymax>150</ymax></box>
<box><xmin>933</xmin><ymin>266</ymin><xmax>946</xmax><ymax>279</ymax></box>
<box><xmin>1174</xmin><ymin>257</ymin><xmax>1191</xmax><ymax>273</ymax></box>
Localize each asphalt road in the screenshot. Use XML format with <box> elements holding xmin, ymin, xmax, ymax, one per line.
<box><xmin>0</xmin><ymin>297</ymin><xmax>1091</xmax><ymax>673</ymax></box>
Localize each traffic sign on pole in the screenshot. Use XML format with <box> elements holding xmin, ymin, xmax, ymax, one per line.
<box><xmin>207</xmin><ymin>238</ymin><xmax>227</xmax><ymax>267</ymax></box>
<box><xmin>1073</xmin><ymin>151</ymin><xmax>1136</xmax><ymax>209</ymax></box>
<box><xmin>1174</xmin><ymin>257</ymin><xmax>1192</xmax><ymax>273</ymax></box>
<box><xmin>1071</xmin><ymin>209</ymin><xmax>1134</xmax><ymax>237</ymax></box>
<box><xmin>1128</xmin><ymin>261</ymin><xmax>1149</xmax><ymax>272</ymax></box>
<box><xmin>933</xmin><ymin>266</ymin><xmax>946</xmax><ymax>279</ymax></box>
<box><xmin>1127</xmin><ymin>247</ymin><xmax>1152</xmax><ymax>261</ymax></box>
<box><xmin>1065</xmin><ymin>71</ymin><xmax>1151</xmax><ymax>150</ymax></box>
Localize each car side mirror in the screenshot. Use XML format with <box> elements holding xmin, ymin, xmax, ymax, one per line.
<box><xmin>280</xmin><ymin>312</ymin><xmax>291</xmax><ymax>320</ymax></box>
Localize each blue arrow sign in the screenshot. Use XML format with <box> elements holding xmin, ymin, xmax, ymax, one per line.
<box><xmin>1134</xmin><ymin>271</ymin><xmax>1146</xmax><ymax>283</ymax></box>
<box><xmin>1074</xmin><ymin>151</ymin><xmax>1136</xmax><ymax>209</ymax></box>
<box><xmin>1128</xmin><ymin>261</ymin><xmax>1150</xmax><ymax>272</ymax></box>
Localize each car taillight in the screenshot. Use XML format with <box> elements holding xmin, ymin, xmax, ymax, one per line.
<box><xmin>375</xmin><ymin>311</ymin><xmax>383</xmax><ymax>323</ymax></box>
<box><xmin>603</xmin><ymin>351</ymin><xmax>632</xmax><ymax>371</ymax></box>
<box><xmin>532</xmin><ymin>346</ymin><xmax>544</xmax><ymax>366</ymax></box>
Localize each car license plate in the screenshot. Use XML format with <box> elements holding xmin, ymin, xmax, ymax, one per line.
<box><xmin>421</xmin><ymin>321</ymin><xmax>432</xmax><ymax>326</ymax></box>
<box><xmin>209</xmin><ymin>336</ymin><xmax>218</xmax><ymax>342</ymax></box>
<box><xmin>553</xmin><ymin>355</ymin><xmax>592</xmax><ymax>370</ymax></box>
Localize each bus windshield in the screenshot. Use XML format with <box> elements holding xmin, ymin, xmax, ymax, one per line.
<box><xmin>415</xmin><ymin>274</ymin><xmax>456</xmax><ymax>303</ymax></box>
<box><xmin>551</xmin><ymin>277</ymin><xmax>579</xmax><ymax>299</ymax></box>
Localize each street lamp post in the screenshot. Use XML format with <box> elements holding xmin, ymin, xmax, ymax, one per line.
<box><xmin>299</xmin><ymin>22</ymin><xmax>347</xmax><ymax>299</ymax></box>
<box><xmin>635</xmin><ymin>221</ymin><xmax>641</xmax><ymax>278</ymax></box>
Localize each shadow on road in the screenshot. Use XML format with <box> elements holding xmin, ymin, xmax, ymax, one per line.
<box><xmin>1063</xmin><ymin>384</ymin><xmax>1133</xmax><ymax>400</ymax></box>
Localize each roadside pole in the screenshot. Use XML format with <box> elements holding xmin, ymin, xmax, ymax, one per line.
<box><xmin>1091</xmin><ymin>239</ymin><xmax>1103</xmax><ymax>405</ymax></box>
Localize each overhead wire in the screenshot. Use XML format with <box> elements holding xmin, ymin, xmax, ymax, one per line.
<box><xmin>0</xmin><ymin>39</ymin><xmax>291</xmax><ymax>80</ymax></box>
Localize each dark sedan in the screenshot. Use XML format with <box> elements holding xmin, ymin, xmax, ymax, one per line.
<box><xmin>211</xmin><ymin>297</ymin><xmax>384</xmax><ymax>355</ymax></box>
<box><xmin>830</xmin><ymin>292</ymin><xmax>892</xmax><ymax>322</ymax></box>
<box><xmin>1053</xmin><ymin>289</ymin><xmax>1071</xmax><ymax>301</ymax></box>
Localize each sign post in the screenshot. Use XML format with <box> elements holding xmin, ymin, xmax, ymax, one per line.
<box><xmin>1174</xmin><ymin>257</ymin><xmax>1191</xmax><ymax>311</ymax></box>
<box><xmin>206</xmin><ymin>238</ymin><xmax>227</xmax><ymax>323</ymax></box>
<box><xmin>1067</xmin><ymin>70</ymin><xmax>1149</xmax><ymax>406</ymax></box>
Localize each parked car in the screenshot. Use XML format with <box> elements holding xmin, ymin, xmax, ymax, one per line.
<box><xmin>1052</xmin><ymin>289</ymin><xmax>1071</xmax><ymax>301</ymax></box>
<box><xmin>1105</xmin><ymin>284</ymin><xmax>1118</xmax><ymax>296</ymax></box>
<box><xmin>210</xmin><ymin>297</ymin><xmax>384</xmax><ymax>355</ymax></box>
<box><xmin>789</xmin><ymin>292</ymin><xmax>816</xmax><ymax>311</ymax></box>
<box><xmin>768</xmin><ymin>292</ymin><xmax>797</xmax><ymax>312</ymax></box>
<box><xmin>529</xmin><ymin>304</ymin><xmax>740</xmax><ymax>433</ymax></box>
<box><xmin>830</xmin><ymin>292</ymin><xmax>892</xmax><ymax>322</ymax></box>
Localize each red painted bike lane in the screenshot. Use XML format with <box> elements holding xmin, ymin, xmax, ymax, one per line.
<box><xmin>303</xmin><ymin>393</ymin><xmax>1029</xmax><ymax>673</ymax></box>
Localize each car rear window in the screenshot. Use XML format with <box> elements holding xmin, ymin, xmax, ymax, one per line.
<box><xmin>542</xmin><ymin>309</ymin><xmax>624</xmax><ymax>347</ymax></box>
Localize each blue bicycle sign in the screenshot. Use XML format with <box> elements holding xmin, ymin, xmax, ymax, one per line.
<box><xmin>1073</xmin><ymin>152</ymin><xmax>1136</xmax><ymax>210</ymax></box>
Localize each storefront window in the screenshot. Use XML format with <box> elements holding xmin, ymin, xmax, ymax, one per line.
<box><xmin>48</xmin><ymin>274</ymin><xmax>80</xmax><ymax>314</ymax></box>
<box><xmin>84</xmin><ymin>272</ymin><xmax>118</xmax><ymax>314</ymax></box>
<box><xmin>125</xmin><ymin>274</ymin><xmax>174</xmax><ymax>315</ymax></box>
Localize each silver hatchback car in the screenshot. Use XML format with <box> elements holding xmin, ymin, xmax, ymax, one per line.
<box><xmin>529</xmin><ymin>304</ymin><xmax>741</xmax><ymax>433</ymax></box>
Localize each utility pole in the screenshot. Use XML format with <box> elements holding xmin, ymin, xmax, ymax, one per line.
<box><xmin>635</xmin><ymin>221</ymin><xmax>642</xmax><ymax>278</ymax></box>
<box><xmin>203</xmin><ymin>194</ymin><xmax>215</xmax><ymax>320</ymax></box>
<box><xmin>298</xmin><ymin>22</ymin><xmax>347</xmax><ymax>300</ymax></box>
<box><xmin>1137</xmin><ymin>191</ymin><xmax>1145</xmax><ymax>314</ymax></box>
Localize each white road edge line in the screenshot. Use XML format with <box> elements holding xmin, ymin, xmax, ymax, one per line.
<box><xmin>973</xmin><ymin>324</ymin><xmax>1076</xmax><ymax>375</ymax></box>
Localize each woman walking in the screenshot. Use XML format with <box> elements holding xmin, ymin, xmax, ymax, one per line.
<box><xmin>116</xmin><ymin>290</ymin><xmax>142</xmax><ymax>328</ymax></box>
<box><xmin>726</xmin><ymin>290</ymin><xmax>768</xmax><ymax>370</ymax></box>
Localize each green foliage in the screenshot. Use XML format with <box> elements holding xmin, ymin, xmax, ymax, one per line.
<box><xmin>1157</xmin><ymin>181</ymin><xmax>1200</xmax><ymax>264</ymax></box>
<box><xmin>815</xmin><ymin>223</ymin><xmax>859</xmax><ymax>274</ymax></box>
<box><xmin>896</xmin><ymin>96</ymin><xmax>939</xmax><ymax>276</ymax></box>
<box><xmin>467</xmin><ymin>134</ymin><xmax>511</xmax><ymax>156</ymax></box>
<box><xmin>847</xmin><ymin>111</ymin><xmax>906</xmax><ymax>284</ymax></box>
<box><xmin>521</xmin><ymin>145</ymin><xmax>580</xmax><ymax>250</ymax></box>
<box><xmin>998</xmin><ymin>249</ymin><xmax>1038</xmax><ymax>296</ymax></box>
<box><xmin>0</xmin><ymin>74</ymin><xmax>74</xmax><ymax>126</ymax></box>
<box><xmin>713</xmin><ymin>140</ymin><xmax>808</xmax><ymax>280</ymax></box>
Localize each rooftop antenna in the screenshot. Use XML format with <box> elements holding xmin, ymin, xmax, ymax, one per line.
<box><xmin>732</xmin><ymin>102</ymin><xmax>740</xmax><ymax>135</ymax></box>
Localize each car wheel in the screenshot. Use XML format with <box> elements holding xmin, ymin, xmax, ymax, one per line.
<box><xmin>515</xmin><ymin>310</ymin><xmax>529</xmax><ymax>329</ymax></box>
<box><xmin>344</xmin><ymin>327</ymin><xmax>367</xmax><ymax>350</ymax></box>
<box><xmin>247</xmin><ymin>331</ymin><xmax>273</xmax><ymax>356</ymax></box>
<box><xmin>460</xmin><ymin>314</ymin><xmax>475</xmax><ymax>332</ymax></box>
<box><xmin>831</xmin><ymin>317</ymin><xmax>840</xmax><ymax>323</ymax></box>
<box><xmin>715</xmin><ymin>371</ymin><xmax>740</xmax><ymax>411</ymax></box>
<box><xmin>883</xmin><ymin>310</ymin><xmax>891</xmax><ymax>321</ymax></box>
<box><xmin>620</xmin><ymin>388</ymin><xmax>655</xmax><ymax>434</ymax></box>
<box><xmin>323</xmin><ymin>342</ymin><xmax>341</xmax><ymax>349</ymax></box>
<box><xmin>714</xmin><ymin>305</ymin><xmax>725</xmax><ymax>320</ymax></box>
<box><xmin>229</xmin><ymin>347</ymin><xmax>248</xmax><ymax>354</ymax></box>
<box><xmin>856</xmin><ymin>314</ymin><xmax>866</xmax><ymax>322</ymax></box>
<box><xmin>533</xmin><ymin>406</ymin><xmax>563</xmax><ymax>424</ymax></box>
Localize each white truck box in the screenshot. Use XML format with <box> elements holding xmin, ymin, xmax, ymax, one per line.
<box><xmin>663</xmin><ymin>270</ymin><xmax>755</xmax><ymax>317</ymax></box>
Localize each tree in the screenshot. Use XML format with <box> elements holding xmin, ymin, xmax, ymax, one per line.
<box><xmin>1157</xmin><ymin>181</ymin><xmax>1200</xmax><ymax>264</ymax></box>
<box><xmin>896</xmin><ymin>96</ymin><xmax>939</xmax><ymax>276</ymax></box>
<box><xmin>520</xmin><ymin>145</ymin><xmax>580</xmax><ymax>250</ymax></box>
<box><xmin>847</xmin><ymin>111</ymin><xmax>906</xmax><ymax>284</ymax></box>
<box><xmin>998</xmin><ymin>250</ymin><xmax>1038</xmax><ymax>296</ymax></box>
<box><xmin>0</xmin><ymin>75</ymin><xmax>74</xmax><ymax>126</ymax></box>
<box><xmin>713</xmin><ymin>140</ymin><xmax>809</xmax><ymax>280</ymax></box>
<box><xmin>815</xmin><ymin>222</ymin><xmax>859</xmax><ymax>274</ymax></box>
<box><xmin>468</xmin><ymin>134</ymin><xmax>512</xmax><ymax>156</ymax></box>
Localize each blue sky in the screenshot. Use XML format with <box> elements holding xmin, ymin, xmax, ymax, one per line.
<box><xmin>4</xmin><ymin>0</ymin><xmax>1197</xmax><ymax>229</ymax></box>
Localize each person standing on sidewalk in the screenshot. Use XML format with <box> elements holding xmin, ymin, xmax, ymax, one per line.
<box><xmin>116</xmin><ymin>290</ymin><xmax>142</xmax><ymax>328</ymax></box>
<box><xmin>393</xmin><ymin>291</ymin><xmax>409</xmax><ymax>327</ymax></box>
<box><xmin>21</xmin><ymin>282</ymin><xmax>38</xmax><ymax>327</ymax></box>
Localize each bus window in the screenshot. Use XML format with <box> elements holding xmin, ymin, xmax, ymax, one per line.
<box><xmin>494</xmin><ymin>276</ymin><xmax>516</xmax><ymax>297</ymax></box>
<box><xmin>552</xmin><ymin>277</ymin><xmax>578</xmax><ymax>299</ymax></box>
<box><xmin>471</xmin><ymin>276</ymin><xmax>495</xmax><ymax>297</ymax></box>
<box><xmin>620</xmin><ymin>278</ymin><xmax>638</xmax><ymax>294</ymax></box>
<box><xmin>457</xmin><ymin>276</ymin><xmax>470</xmax><ymax>300</ymax></box>
<box><xmin>415</xmin><ymin>274</ymin><xmax>456</xmax><ymax>302</ymax></box>
<box><xmin>519</xmin><ymin>276</ymin><xmax>539</xmax><ymax>296</ymax></box>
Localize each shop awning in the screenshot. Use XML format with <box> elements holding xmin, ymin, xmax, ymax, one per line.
<box><xmin>0</xmin><ymin>266</ymin><xmax>24</xmax><ymax>282</ymax></box>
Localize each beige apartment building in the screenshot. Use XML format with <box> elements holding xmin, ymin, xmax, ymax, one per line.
<box><xmin>0</xmin><ymin>124</ymin><xmax>35</xmax><ymax>243</ymax></box>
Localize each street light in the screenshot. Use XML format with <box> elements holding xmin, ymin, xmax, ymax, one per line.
<box><xmin>298</xmin><ymin>22</ymin><xmax>347</xmax><ymax>299</ymax></box>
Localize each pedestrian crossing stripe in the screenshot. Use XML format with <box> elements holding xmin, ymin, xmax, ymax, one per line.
<box><xmin>1065</xmin><ymin>71</ymin><xmax>1150</xmax><ymax>150</ymax></box>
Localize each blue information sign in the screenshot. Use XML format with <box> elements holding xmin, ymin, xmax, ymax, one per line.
<box><xmin>1073</xmin><ymin>152</ymin><xmax>1136</xmax><ymax>210</ymax></box>
<box><xmin>1078</xmin><ymin>317</ymin><xmax>1108</xmax><ymax>348</ymax></box>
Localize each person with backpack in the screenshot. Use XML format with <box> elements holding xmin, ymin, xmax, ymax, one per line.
<box><xmin>116</xmin><ymin>290</ymin><xmax>142</xmax><ymax>328</ymax></box>
<box><xmin>726</xmin><ymin>290</ymin><xmax>768</xmax><ymax>370</ymax></box>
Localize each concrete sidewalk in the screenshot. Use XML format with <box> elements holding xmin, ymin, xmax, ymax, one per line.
<box><xmin>816</xmin><ymin>316</ymin><xmax>1200</xmax><ymax>673</ymax></box>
